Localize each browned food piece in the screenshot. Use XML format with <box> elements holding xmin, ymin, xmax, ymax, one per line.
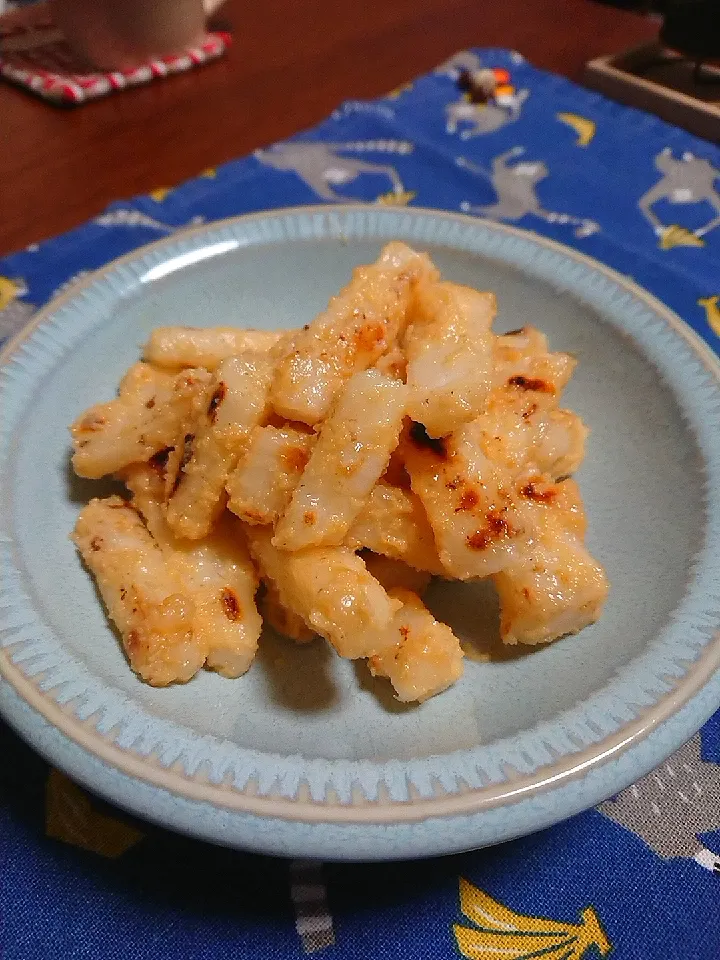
<box><xmin>492</xmin><ymin>327</ymin><xmax>576</xmax><ymax>403</ymax></box>
<box><xmin>226</xmin><ymin>425</ymin><xmax>315</xmax><ymax>526</ymax></box>
<box><xmin>405</xmin><ymin>281</ymin><xmax>495</xmax><ymax>437</ymax></box>
<box><xmin>401</xmin><ymin>420</ymin><xmax>533</xmax><ymax>579</ymax></box>
<box><xmin>71</xmin><ymin>363</ymin><xmax>212</xmax><ymax>479</ymax></box>
<box><xmin>125</xmin><ymin>465</ymin><xmax>263</xmax><ymax>678</ymax></box>
<box><xmin>368</xmin><ymin>588</ymin><xmax>464</xmax><ymax>702</ymax></box>
<box><xmin>361</xmin><ymin>553</ymin><xmax>433</xmax><ymax>596</ymax></box>
<box><xmin>143</xmin><ymin>326</ymin><xmax>287</xmax><ymax>370</ymax></box>
<box><xmin>270</xmin><ymin>241</ymin><xmax>437</xmax><ymax>425</ymax></box>
<box><xmin>72</xmin><ymin>496</ymin><xmax>203</xmax><ymax>685</ymax></box>
<box><xmin>493</xmin><ymin>509</ymin><xmax>608</xmax><ymax>646</ymax></box>
<box><xmin>345</xmin><ymin>481</ymin><xmax>444</xmax><ymax>575</ymax></box>
<box><xmin>247</xmin><ymin>526</ymin><xmax>399</xmax><ymax>660</ymax></box>
<box><xmin>473</xmin><ymin>405</ymin><xmax>588</xmax><ymax>481</ymax></box>
<box><xmin>515</xmin><ymin>473</ymin><xmax>587</xmax><ymax>538</ymax></box>
<box><xmin>166</xmin><ymin>353</ymin><xmax>273</xmax><ymax>539</ymax></box>
<box><xmin>273</xmin><ymin>369</ymin><xmax>408</xmax><ymax>550</ymax></box>
<box><xmin>260</xmin><ymin>584</ymin><xmax>316</xmax><ymax>643</ymax></box>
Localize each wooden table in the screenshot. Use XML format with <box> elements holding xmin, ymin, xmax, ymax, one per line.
<box><xmin>0</xmin><ymin>0</ymin><xmax>657</xmax><ymax>256</ymax></box>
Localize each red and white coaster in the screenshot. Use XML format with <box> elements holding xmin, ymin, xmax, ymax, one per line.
<box><xmin>0</xmin><ymin>4</ymin><xmax>230</xmax><ymax>105</ymax></box>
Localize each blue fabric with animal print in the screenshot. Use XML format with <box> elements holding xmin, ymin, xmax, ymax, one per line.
<box><xmin>1</xmin><ymin>47</ymin><xmax>720</xmax><ymax>960</ymax></box>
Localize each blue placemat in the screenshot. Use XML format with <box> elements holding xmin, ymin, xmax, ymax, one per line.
<box><xmin>2</xmin><ymin>48</ymin><xmax>720</xmax><ymax>960</ymax></box>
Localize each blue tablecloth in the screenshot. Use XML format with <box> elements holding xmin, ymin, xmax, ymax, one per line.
<box><xmin>2</xmin><ymin>48</ymin><xmax>720</xmax><ymax>960</ymax></box>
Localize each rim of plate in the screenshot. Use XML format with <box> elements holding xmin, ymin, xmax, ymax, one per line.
<box><xmin>2</xmin><ymin>205</ymin><xmax>720</xmax><ymax>827</ymax></box>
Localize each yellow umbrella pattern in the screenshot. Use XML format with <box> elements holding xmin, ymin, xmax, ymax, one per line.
<box><xmin>556</xmin><ymin>113</ymin><xmax>596</xmax><ymax>147</ymax></box>
<box><xmin>386</xmin><ymin>81</ymin><xmax>413</xmax><ymax>99</ymax></box>
<box><xmin>376</xmin><ymin>189</ymin><xmax>417</xmax><ymax>205</ymax></box>
<box><xmin>699</xmin><ymin>296</ymin><xmax>720</xmax><ymax>338</ymax></box>
<box><xmin>453</xmin><ymin>878</ymin><xmax>612</xmax><ymax>960</ymax></box>
<box><xmin>0</xmin><ymin>274</ymin><xmax>35</xmax><ymax>342</ymax></box>
<box><xmin>46</xmin><ymin>769</ymin><xmax>144</xmax><ymax>859</ymax></box>
<box><xmin>0</xmin><ymin>275</ymin><xmax>26</xmax><ymax>312</ymax></box>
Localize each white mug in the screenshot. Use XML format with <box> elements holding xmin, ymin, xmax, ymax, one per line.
<box><xmin>50</xmin><ymin>0</ymin><xmax>226</xmax><ymax>71</ymax></box>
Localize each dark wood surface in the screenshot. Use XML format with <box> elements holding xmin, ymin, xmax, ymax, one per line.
<box><xmin>0</xmin><ymin>0</ymin><xmax>658</xmax><ymax>256</ymax></box>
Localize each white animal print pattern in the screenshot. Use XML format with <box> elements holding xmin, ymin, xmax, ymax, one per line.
<box><xmin>639</xmin><ymin>149</ymin><xmax>720</xmax><ymax>246</ymax></box>
<box><xmin>458</xmin><ymin>148</ymin><xmax>599</xmax><ymax>238</ymax></box>
<box><xmin>446</xmin><ymin>88</ymin><xmax>530</xmax><ymax>140</ymax></box>
<box><xmin>598</xmin><ymin>733</ymin><xmax>720</xmax><ymax>874</ymax></box>
<box><xmin>254</xmin><ymin>141</ymin><xmax>412</xmax><ymax>202</ymax></box>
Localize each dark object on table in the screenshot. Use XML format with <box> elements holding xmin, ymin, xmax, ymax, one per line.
<box><xmin>593</xmin><ymin>0</ymin><xmax>720</xmax><ymax>63</ymax></box>
<box><xmin>660</xmin><ymin>0</ymin><xmax>720</xmax><ymax>63</ymax></box>
<box><xmin>585</xmin><ymin>0</ymin><xmax>719</xmax><ymax>143</ymax></box>
<box><xmin>585</xmin><ymin>43</ymin><xmax>719</xmax><ymax>142</ymax></box>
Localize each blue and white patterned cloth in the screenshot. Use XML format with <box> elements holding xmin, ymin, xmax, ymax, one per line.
<box><xmin>1</xmin><ymin>48</ymin><xmax>720</xmax><ymax>960</ymax></box>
